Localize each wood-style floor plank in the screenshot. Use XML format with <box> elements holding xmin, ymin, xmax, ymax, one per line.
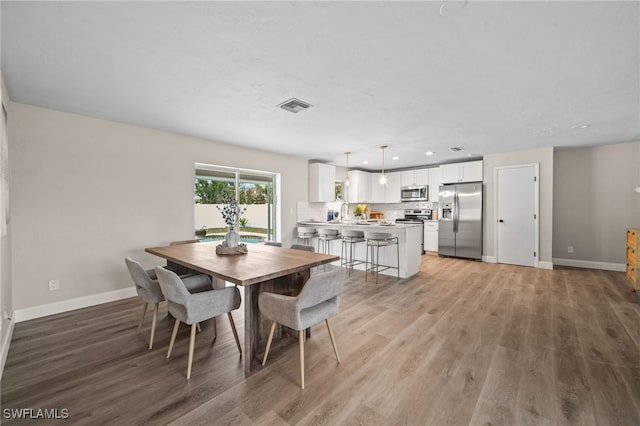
<box><xmin>2</xmin><ymin>256</ymin><xmax>639</xmax><ymax>425</ymax></box>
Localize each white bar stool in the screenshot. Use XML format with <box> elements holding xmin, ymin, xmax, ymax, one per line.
<box><xmin>317</xmin><ymin>228</ymin><xmax>341</xmax><ymax>254</ymax></box>
<box><xmin>364</xmin><ymin>232</ymin><xmax>400</xmax><ymax>283</ymax></box>
<box><xmin>341</xmin><ymin>230</ymin><xmax>366</xmax><ymax>276</ymax></box>
<box><xmin>297</xmin><ymin>226</ymin><xmax>318</xmax><ymax>245</ymax></box>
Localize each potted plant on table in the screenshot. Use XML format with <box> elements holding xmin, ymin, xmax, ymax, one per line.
<box><xmin>216</xmin><ymin>192</ymin><xmax>247</xmax><ymax>248</ymax></box>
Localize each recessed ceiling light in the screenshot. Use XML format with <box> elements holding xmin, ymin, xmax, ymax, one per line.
<box><xmin>362</xmin><ymin>161</ymin><xmax>369</xmax><ymax>165</ymax></box>
<box><xmin>572</xmin><ymin>123</ymin><xmax>591</xmax><ymax>129</ymax></box>
<box><xmin>392</xmin><ymin>156</ymin><xmax>399</xmax><ymax>160</ymax></box>
<box><xmin>277</xmin><ymin>98</ymin><xmax>312</xmax><ymax>113</ymax></box>
<box><xmin>425</xmin><ymin>151</ymin><xmax>434</xmax><ymax>156</ymax></box>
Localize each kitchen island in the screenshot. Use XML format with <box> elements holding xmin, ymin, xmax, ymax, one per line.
<box><xmin>297</xmin><ymin>221</ymin><xmax>422</xmax><ymax>279</ymax></box>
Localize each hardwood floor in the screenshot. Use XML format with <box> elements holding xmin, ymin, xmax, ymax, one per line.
<box><xmin>2</xmin><ymin>256</ymin><xmax>640</xmax><ymax>425</ymax></box>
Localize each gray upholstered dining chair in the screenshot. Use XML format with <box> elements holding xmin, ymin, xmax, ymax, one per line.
<box><xmin>259</xmin><ymin>268</ymin><xmax>344</xmax><ymax>389</ymax></box>
<box><xmin>154</xmin><ymin>266</ymin><xmax>242</xmax><ymax>380</ymax></box>
<box><xmin>264</xmin><ymin>241</ymin><xmax>282</xmax><ymax>247</ymax></box>
<box><xmin>290</xmin><ymin>244</ymin><xmax>315</xmax><ymax>252</ymax></box>
<box><xmin>125</xmin><ymin>257</ymin><xmax>212</xmax><ymax>349</ymax></box>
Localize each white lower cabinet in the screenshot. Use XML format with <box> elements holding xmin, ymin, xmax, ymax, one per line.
<box><xmin>424</xmin><ymin>221</ymin><xmax>439</xmax><ymax>252</ymax></box>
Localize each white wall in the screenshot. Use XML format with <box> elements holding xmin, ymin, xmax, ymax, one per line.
<box><xmin>1</xmin><ymin>69</ymin><xmax>14</xmax><ymax>372</ymax></box>
<box><xmin>9</xmin><ymin>103</ymin><xmax>308</xmax><ymax>314</ymax></box>
<box><xmin>553</xmin><ymin>141</ymin><xmax>640</xmax><ymax>267</ymax></box>
<box><xmin>483</xmin><ymin>148</ymin><xmax>554</xmax><ymax>266</ymax></box>
<box><xmin>195</xmin><ymin>204</ymin><xmax>271</xmax><ymax>230</ymax></box>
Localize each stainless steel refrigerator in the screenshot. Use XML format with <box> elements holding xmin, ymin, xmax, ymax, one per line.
<box><xmin>438</xmin><ymin>182</ymin><xmax>483</xmax><ymax>259</ymax></box>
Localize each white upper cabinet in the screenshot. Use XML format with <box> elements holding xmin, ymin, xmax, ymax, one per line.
<box><xmin>371</xmin><ymin>173</ymin><xmax>385</xmax><ymax>203</ymax></box>
<box><xmin>440</xmin><ymin>160</ymin><xmax>483</xmax><ymax>184</ymax></box>
<box><xmin>370</xmin><ymin>171</ymin><xmax>402</xmax><ymax>203</ymax></box>
<box><xmin>309</xmin><ymin>163</ymin><xmax>336</xmax><ymax>202</ymax></box>
<box><xmin>400</xmin><ymin>168</ymin><xmax>429</xmax><ymax>187</ymax></box>
<box><xmin>428</xmin><ymin>167</ymin><xmax>441</xmax><ymax>201</ymax></box>
<box><xmin>385</xmin><ymin>172</ymin><xmax>402</xmax><ymax>203</ymax></box>
<box><xmin>463</xmin><ymin>160</ymin><xmax>483</xmax><ymax>181</ymax></box>
<box><xmin>346</xmin><ymin>170</ymin><xmax>372</xmax><ymax>203</ymax></box>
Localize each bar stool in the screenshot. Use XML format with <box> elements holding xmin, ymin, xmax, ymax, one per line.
<box><xmin>341</xmin><ymin>230</ymin><xmax>366</xmax><ymax>276</ymax></box>
<box><xmin>365</xmin><ymin>232</ymin><xmax>400</xmax><ymax>284</ymax></box>
<box><xmin>317</xmin><ymin>228</ymin><xmax>341</xmax><ymax>254</ymax></box>
<box><xmin>297</xmin><ymin>226</ymin><xmax>318</xmax><ymax>245</ymax></box>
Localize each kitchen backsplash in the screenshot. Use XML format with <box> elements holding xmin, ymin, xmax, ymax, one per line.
<box><xmin>298</xmin><ymin>200</ymin><xmax>439</xmax><ymax>222</ymax></box>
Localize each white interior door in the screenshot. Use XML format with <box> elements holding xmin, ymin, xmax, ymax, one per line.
<box><xmin>495</xmin><ymin>164</ymin><xmax>538</xmax><ymax>267</ymax></box>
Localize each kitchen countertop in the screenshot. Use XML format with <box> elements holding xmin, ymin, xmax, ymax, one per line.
<box><xmin>298</xmin><ymin>220</ymin><xmax>421</xmax><ymax>229</ymax></box>
<box><xmin>296</xmin><ymin>220</ymin><xmax>422</xmax><ymax>279</ymax></box>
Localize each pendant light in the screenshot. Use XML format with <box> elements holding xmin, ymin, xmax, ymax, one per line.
<box><xmin>379</xmin><ymin>145</ymin><xmax>387</xmax><ymax>184</ymax></box>
<box><xmin>344</xmin><ymin>152</ymin><xmax>351</xmax><ymax>187</ymax></box>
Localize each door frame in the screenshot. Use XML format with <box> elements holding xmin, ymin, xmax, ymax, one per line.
<box><xmin>493</xmin><ymin>163</ymin><xmax>539</xmax><ymax>268</ymax></box>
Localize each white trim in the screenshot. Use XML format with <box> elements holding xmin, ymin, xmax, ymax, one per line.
<box><xmin>1</xmin><ymin>315</ymin><xmax>15</xmax><ymax>376</ymax></box>
<box><xmin>14</xmin><ymin>287</ymin><xmax>137</xmax><ymax>323</ymax></box>
<box><xmin>552</xmin><ymin>258</ymin><xmax>625</xmax><ymax>272</ymax></box>
<box><xmin>484</xmin><ymin>255</ymin><xmax>551</xmax><ymax>269</ymax></box>
<box><xmin>538</xmin><ymin>261</ymin><xmax>554</xmax><ymax>270</ymax></box>
<box><xmin>493</xmin><ymin>163</ymin><xmax>539</xmax><ymax>268</ymax></box>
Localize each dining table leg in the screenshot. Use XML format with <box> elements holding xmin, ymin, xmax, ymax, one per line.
<box><xmin>243</xmin><ymin>268</ymin><xmax>311</xmax><ymax>376</ymax></box>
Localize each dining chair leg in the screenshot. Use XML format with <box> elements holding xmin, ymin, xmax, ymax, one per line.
<box><xmin>262</xmin><ymin>321</ymin><xmax>276</xmax><ymax>366</ymax></box>
<box><xmin>299</xmin><ymin>329</ymin><xmax>305</xmax><ymax>389</ymax></box>
<box><xmin>167</xmin><ymin>318</ymin><xmax>180</xmax><ymax>358</ymax></box>
<box><xmin>325</xmin><ymin>319</ymin><xmax>341</xmax><ymax>363</ymax></box>
<box><xmin>149</xmin><ymin>303</ymin><xmax>159</xmax><ymax>349</ymax></box>
<box><xmin>228</xmin><ymin>312</ymin><xmax>242</xmax><ymax>355</ymax></box>
<box><xmin>187</xmin><ymin>323</ymin><xmax>197</xmax><ymax>380</ymax></box>
<box><xmin>196</xmin><ymin>322</ymin><xmax>201</xmax><ymax>333</ymax></box>
<box><xmin>137</xmin><ymin>302</ymin><xmax>148</xmax><ymax>334</ymax></box>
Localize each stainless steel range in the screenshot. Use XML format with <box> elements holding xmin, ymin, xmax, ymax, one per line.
<box><xmin>396</xmin><ymin>209</ymin><xmax>433</xmax><ymax>255</ymax></box>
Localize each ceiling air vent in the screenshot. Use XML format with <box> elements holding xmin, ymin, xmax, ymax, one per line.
<box><xmin>450</xmin><ymin>146</ymin><xmax>464</xmax><ymax>152</ymax></box>
<box><xmin>278</xmin><ymin>98</ymin><xmax>313</xmax><ymax>113</ymax></box>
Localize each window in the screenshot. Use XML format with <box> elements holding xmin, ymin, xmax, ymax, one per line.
<box><xmin>194</xmin><ymin>163</ymin><xmax>278</xmax><ymax>243</ymax></box>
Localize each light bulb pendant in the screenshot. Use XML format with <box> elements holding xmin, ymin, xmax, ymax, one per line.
<box><xmin>379</xmin><ymin>145</ymin><xmax>387</xmax><ymax>185</ymax></box>
<box><xmin>344</xmin><ymin>151</ymin><xmax>351</xmax><ymax>187</ymax></box>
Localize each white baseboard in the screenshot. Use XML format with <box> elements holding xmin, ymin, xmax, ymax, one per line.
<box><xmin>14</xmin><ymin>287</ymin><xmax>137</xmax><ymax>323</ymax></box>
<box><xmin>483</xmin><ymin>256</ymin><xmax>552</xmax><ymax>270</ymax></box>
<box><xmin>552</xmin><ymin>258</ymin><xmax>626</xmax><ymax>272</ymax></box>
<box><xmin>538</xmin><ymin>261</ymin><xmax>554</xmax><ymax>270</ymax></box>
<box><xmin>1</xmin><ymin>315</ymin><xmax>16</xmax><ymax>377</ymax></box>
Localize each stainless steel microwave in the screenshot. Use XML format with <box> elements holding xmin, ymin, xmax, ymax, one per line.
<box><xmin>401</xmin><ymin>186</ymin><xmax>428</xmax><ymax>202</ymax></box>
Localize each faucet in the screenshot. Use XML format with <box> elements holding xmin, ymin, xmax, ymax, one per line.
<box><xmin>340</xmin><ymin>202</ymin><xmax>349</xmax><ymax>221</ymax></box>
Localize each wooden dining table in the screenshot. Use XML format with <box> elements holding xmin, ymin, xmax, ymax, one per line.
<box><xmin>145</xmin><ymin>241</ymin><xmax>339</xmax><ymax>375</ymax></box>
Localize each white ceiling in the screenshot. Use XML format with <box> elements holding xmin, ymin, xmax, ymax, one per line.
<box><xmin>1</xmin><ymin>1</ymin><xmax>639</xmax><ymax>171</ymax></box>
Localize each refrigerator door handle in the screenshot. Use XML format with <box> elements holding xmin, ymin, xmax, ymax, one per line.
<box><xmin>453</xmin><ymin>192</ymin><xmax>459</xmax><ymax>233</ymax></box>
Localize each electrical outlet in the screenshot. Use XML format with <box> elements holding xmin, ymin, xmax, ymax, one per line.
<box><xmin>49</xmin><ymin>279</ymin><xmax>60</xmax><ymax>291</ymax></box>
<box><xmin>567</xmin><ymin>246</ymin><xmax>574</xmax><ymax>254</ymax></box>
